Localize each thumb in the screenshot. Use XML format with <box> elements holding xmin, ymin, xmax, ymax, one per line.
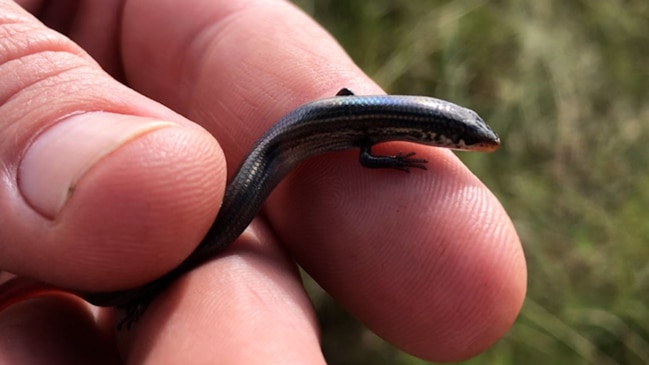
<box><xmin>0</xmin><ymin>1</ymin><xmax>224</xmax><ymax>292</ymax></box>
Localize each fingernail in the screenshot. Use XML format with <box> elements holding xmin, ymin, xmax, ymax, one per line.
<box><xmin>19</xmin><ymin>112</ymin><xmax>177</xmax><ymax>218</ymax></box>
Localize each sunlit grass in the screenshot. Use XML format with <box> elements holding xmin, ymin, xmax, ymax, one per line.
<box><xmin>293</xmin><ymin>1</ymin><xmax>649</xmax><ymax>363</ymax></box>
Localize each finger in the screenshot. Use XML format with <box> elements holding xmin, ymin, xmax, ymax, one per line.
<box><xmin>14</xmin><ymin>0</ymin><xmax>126</xmax><ymax>78</ymax></box>
<box><xmin>120</xmin><ymin>0</ymin><xmax>378</xmax><ymax>162</ymax></box>
<box><xmin>271</xmin><ymin>152</ymin><xmax>525</xmax><ymax>361</ymax></box>
<box><xmin>0</xmin><ymin>295</ymin><xmax>120</xmax><ymax>365</ymax></box>
<box><xmin>0</xmin><ymin>0</ymin><xmax>224</xmax><ymax>291</ymax></box>
<box><xmin>119</xmin><ymin>0</ymin><xmax>524</xmax><ymax>361</ymax></box>
<box><xmin>122</xmin><ymin>221</ymin><xmax>325</xmax><ymax>364</ymax></box>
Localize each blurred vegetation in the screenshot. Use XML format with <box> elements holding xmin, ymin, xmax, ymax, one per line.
<box><xmin>291</xmin><ymin>0</ymin><xmax>649</xmax><ymax>364</ymax></box>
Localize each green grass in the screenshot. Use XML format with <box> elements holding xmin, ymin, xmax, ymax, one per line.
<box><xmin>291</xmin><ymin>0</ymin><xmax>649</xmax><ymax>364</ymax></box>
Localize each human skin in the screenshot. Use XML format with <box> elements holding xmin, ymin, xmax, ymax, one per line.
<box><xmin>0</xmin><ymin>0</ymin><xmax>526</xmax><ymax>363</ymax></box>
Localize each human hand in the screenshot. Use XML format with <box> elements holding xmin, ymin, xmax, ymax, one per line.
<box><xmin>0</xmin><ymin>0</ymin><xmax>525</xmax><ymax>363</ymax></box>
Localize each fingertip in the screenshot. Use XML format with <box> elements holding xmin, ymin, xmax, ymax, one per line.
<box><xmin>268</xmin><ymin>150</ymin><xmax>526</xmax><ymax>361</ymax></box>
<box><xmin>424</xmin><ymin>195</ymin><xmax>527</xmax><ymax>361</ymax></box>
<box><xmin>8</xmin><ymin>113</ymin><xmax>226</xmax><ymax>291</ymax></box>
<box><xmin>19</xmin><ymin>112</ymin><xmax>176</xmax><ymax>218</ymax></box>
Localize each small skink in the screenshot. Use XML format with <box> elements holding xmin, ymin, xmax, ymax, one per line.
<box><xmin>5</xmin><ymin>88</ymin><xmax>501</xmax><ymax>328</ymax></box>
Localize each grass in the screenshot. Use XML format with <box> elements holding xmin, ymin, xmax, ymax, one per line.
<box><xmin>291</xmin><ymin>0</ymin><xmax>649</xmax><ymax>364</ymax></box>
